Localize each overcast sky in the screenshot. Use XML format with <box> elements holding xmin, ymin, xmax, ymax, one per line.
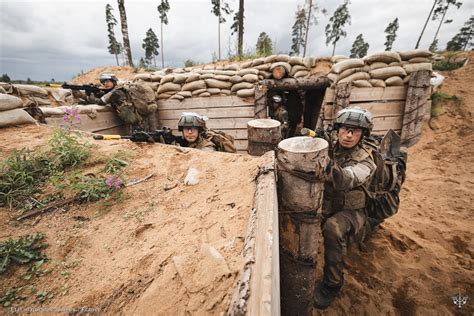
<box><xmin>0</xmin><ymin>0</ymin><xmax>472</xmax><ymax>81</ymax></box>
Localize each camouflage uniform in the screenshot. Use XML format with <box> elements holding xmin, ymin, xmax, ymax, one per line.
<box><xmin>321</xmin><ymin>141</ymin><xmax>376</xmax><ymax>289</ymax></box>
<box><xmin>185</xmin><ymin>134</ymin><xmax>216</xmax><ymax>152</ymax></box>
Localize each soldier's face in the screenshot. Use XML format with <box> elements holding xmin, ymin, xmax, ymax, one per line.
<box><xmin>183</xmin><ymin>127</ymin><xmax>199</xmax><ymax>143</ymax></box>
<box><xmin>338</xmin><ymin>125</ymin><xmax>362</xmax><ymax>148</ymax></box>
<box><xmin>103</xmin><ymin>80</ymin><xmax>115</xmax><ymax>89</ymax></box>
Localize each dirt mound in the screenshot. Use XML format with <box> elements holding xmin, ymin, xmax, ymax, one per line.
<box><xmin>70</xmin><ymin>66</ymin><xmax>145</xmax><ymax>85</ymax></box>
<box><xmin>315</xmin><ymin>53</ymin><xmax>474</xmax><ymax>315</ymax></box>
<box><xmin>0</xmin><ymin>125</ymin><xmax>266</xmax><ymax>314</ymax></box>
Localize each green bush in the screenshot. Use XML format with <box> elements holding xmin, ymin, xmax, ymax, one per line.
<box><xmin>430</xmin><ymin>92</ymin><xmax>462</xmax><ymax>117</ymax></box>
<box><xmin>433</xmin><ymin>53</ymin><xmax>465</xmax><ymax>71</ymax></box>
<box><xmin>70</xmin><ymin>174</ymin><xmax>118</xmax><ymax>203</ymax></box>
<box><xmin>0</xmin><ymin>233</ymin><xmax>48</xmax><ymax>274</ymax></box>
<box><xmin>48</xmin><ymin>128</ymin><xmax>90</xmax><ymax>170</ymax></box>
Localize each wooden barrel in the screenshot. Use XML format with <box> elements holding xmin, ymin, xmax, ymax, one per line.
<box><xmin>247</xmin><ymin>119</ymin><xmax>281</xmax><ymax>156</ymax></box>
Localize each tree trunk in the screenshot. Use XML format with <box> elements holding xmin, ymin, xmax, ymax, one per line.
<box><xmin>462</xmin><ymin>28</ymin><xmax>473</xmax><ymax>51</ymax></box>
<box><xmin>415</xmin><ymin>0</ymin><xmax>437</xmax><ymax>49</ymax></box>
<box><xmin>115</xmin><ymin>52</ymin><xmax>119</xmax><ymax>66</ymax></box>
<box><xmin>303</xmin><ymin>0</ymin><xmax>312</xmax><ymax>57</ymax></box>
<box><xmin>332</xmin><ymin>42</ymin><xmax>336</xmax><ymax>56</ymax></box>
<box><xmin>161</xmin><ymin>21</ymin><xmax>164</xmax><ymax>68</ymax></box>
<box><xmin>218</xmin><ymin>10</ymin><xmax>221</xmax><ymax>60</ymax></box>
<box><xmin>247</xmin><ymin>119</ymin><xmax>282</xmax><ymax>156</ymax></box>
<box><xmin>118</xmin><ymin>0</ymin><xmax>133</xmax><ymax>67</ymax></box>
<box><xmin>432</xmin><ymin>5</ymin><xmax>448</xmax><ymax>45</ymax></box>
<box><xmin>238</xmin><ymin>0</ymin><xmax>244</xmax><ymax>56</ymax></box>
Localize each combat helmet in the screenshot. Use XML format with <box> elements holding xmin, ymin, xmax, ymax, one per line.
<box><xmin>334</xmin><ymin>107</ymin><xmax>373</xmax><ymax>136</ymax></box>
<box><xmin>178</xmin><ymin>112</ymin><xmax>207</xmax><ymax>131</ymax></box>
<box><xmin>100</xmin><ymin>73</ymin><xmax>118</xmax><ymax>84</ymax></box>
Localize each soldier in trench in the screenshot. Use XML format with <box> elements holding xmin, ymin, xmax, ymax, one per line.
<box><xmin>314</xmin><ymin>107</ymin><xmax>377</xmax><ymax>309</ymax></box>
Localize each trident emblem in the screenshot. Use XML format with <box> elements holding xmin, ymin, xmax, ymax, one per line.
<box><xmin>451</xmin><ymin>292</ymin><xmax>468</xmax><ymax>308</ymax></box>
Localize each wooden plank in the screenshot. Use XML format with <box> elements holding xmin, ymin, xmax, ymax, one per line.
<box><xmin>324</xmin><ymin>86</ymin><xmax>407</xmax><ymax>103</ymax></box>
<box><xmin>234</xmin><ymin>140</ymin><xmax>248</xmax><ymax>151</ymax></box>
<box><xmin>158</xmin><ymin>117</ymin><xmax>253</xmax><ymax>130</ymax></box>
<box><xmin>324</xmin><ymin>115</ymin><xmax>402</xmax><ymax>131</ymax></box>
<box><xmin>157</xmin><ymin>95</ymin><xmax>254</xmax><ymax>110</ymax></box>
<box><xmin>323</xmin><ymin>101</ymin><xmax>405</xmax><ymax>120</ymax></box>
<box><xmin>45</xmin><ymin>111</ymin><xmax>124</xmax><ymax>133</ymax></box>
<box><xmin>158</xmin><ymin>106</ymin><xmax>255</xmax><ymax>120</ymax></box>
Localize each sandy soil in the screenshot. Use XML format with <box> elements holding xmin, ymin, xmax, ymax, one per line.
<box><xmin>0</xmin><ymin>126</ymin><xmax>266</xmax><ymax>314</ymax></box>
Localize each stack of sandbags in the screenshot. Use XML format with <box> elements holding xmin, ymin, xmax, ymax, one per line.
<box><xmin>133</xmin><ymin>54</ymin><xmax>320</xmax><ymax>101</ymax></box>
<box><xmin>399</xmin><ymin>49</ymin><xmax>433</xmax><ymax>83</ymax></box>
<box><xmin>327</xmin><ymin>50</ymin><xmax>433</xmax><ymax>88</ymax></box>
<box><xmin>0</xmin><ymin>91</ymin><xmax>36</xmax><ymax>127</ymax></box>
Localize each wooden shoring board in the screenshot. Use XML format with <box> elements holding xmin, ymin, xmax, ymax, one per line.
<box><xmin>323</xmin><ymin>86</ymin><xmax>408</xmax><ymax>104</ymax></box>
<box><xmin>323</xmin><ymin>115</ymin><xmax>403</xmax><ymax>131</ymax></box>
<box><xmin>158</xmin><ymin>117</ymin><xmax>253</xmax><ymax>131</ymax></box>
<box><xmin>158</xmin><ymin>106</ymin><xmax>255</xmax><ymax>120</ymax></box>
<box><xmin>323</xmin><ymin>101</ymin><xmax>406</xmax><ymax>121</ymax></box>
<box><xmin>45</xmin><ymin>110</ymin><xmax>124</xmax><ymax>133</ymax></box>
<box><xmin>228</xmin><ymin>152</ymin><xmax>280</xmax><ymax>316</ymax></box>
<box><xmin>156</xmin><ymin>95</ymin><xmax>255</xmax><ymax>110</ymax></box>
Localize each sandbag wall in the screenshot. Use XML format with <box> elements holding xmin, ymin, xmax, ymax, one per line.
<box><xmin>327</xmin><ymin>49</ymin><xmax>433</xmax><ymax>88</ymax></box>
<box><xmin>133</xmin><ymin>54</ymin><xmax>321</xmax><ymax>101</ymax></box>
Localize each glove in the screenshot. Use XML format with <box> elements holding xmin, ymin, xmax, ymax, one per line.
<box><xmin>86</xmin><ymin>94</ymin><xmax>101</xmax><ymax>104</ymax></box>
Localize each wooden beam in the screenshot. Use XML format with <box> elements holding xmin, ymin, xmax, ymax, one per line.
<box><xmin>254</xmin><ymin>84</ymin><xmax>268</xmax><ymax>119</ymax></box>
<box><xmin>158</xmin><ymin>106</ymin><xmax>255</xmax><ymax>120</ymax></box>
<box><xmin>158</xmin><ymin>117</ymin><xmax>253</xmax><ymax>130</ymax></box>
<box><xmin>323</xmin><ymin>101</ymin><xmax>406</xmax><ymax>120</ymax></box>
<box><xmin>261</xmin><ymin>77</ymin><xmax>331</xmax><ymax>91</ymax></box>
<box><xmin>323</xmin><ymin>115</ymin><xmax>403</xmax><ymax>131</ymax></box>
<box><xmin>45</xmin><ymin>111</ymin><xmax>124</xmax><ymax>133</ymax></box>
<box><xmin>157</xmin><ymin>95</ymin><xmax>254</xmax><ymax>110</ymax></box>
<box><xmin>324</xmin><ymin>86</ymin><xmax>408</xmax><ymax>103</ymax></box>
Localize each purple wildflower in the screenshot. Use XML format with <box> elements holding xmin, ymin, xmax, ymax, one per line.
<box><xmin>105</xmin><ymin>175</ymin><xmax>114</xmax><ymax>188</ymax></box>
<box><xmin>105</xmin><ymin>175</ymin><xmax>122</xmax><ymax>190</ymax></box>
<box><xmin>114</xmin><ymin>177</ymin><xmax>122</xmax><ymax>189</ymax></box>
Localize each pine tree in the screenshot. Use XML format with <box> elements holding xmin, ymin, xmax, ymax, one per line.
<box><xmin>106</xmin><ymin>4</ymin><xmax>122</xmax><ymax>66</ymax></box>
<box><xmin>256</xmin><ymin>32</ymin><xmax>273</xmax><ymax>56</ymax></box>
<box><xmin>325</xmin><ymin>1</ymin><xmax>351</xmax><ymax>56</ymax></box>
<box><xmin>142</xmin><ymin>28</ymin><xmax>160</xmax><ymax>67</ymax></box>
<box><xmin>230</xmin><ymin>0</ymin><xmax>244</xmax><ymax>57</ymax></box>
<box><xmin>211</xmin><ymin>0</ymin><xmax>233</xmax><ymax>61</ymax></box>
<box><xmin>446</xmin><ymin>15</ymin><xmax>474</xmax><ymax>51</ymax></box>
<box><xmin>384</xmin><ymin>18</ymin><xmax>399</xmax><ymax>51</ymax></box>
<box><xmin>415</xmin><ymin>0</ymin><xmax>437</xmax><ymax>49</ymax></box>
<box><xmin>117</xmin><ymin>0</ymin><xmax>133</xmax><ymax>67</ymax></box>
<box><xmin>350</xmin><ymin>34</ymin><xmax>369</xmax><ymax>58</ymax></box>
<box><xmin>302</xmin><ymin>0</ymin><xmax>326</xmax><ymax>57</ymax></box>
<box><xmin>157</xmin><ymin>0</ymin><xmax>170</xmax><ymax>68</ymax></box>
<box><xmin>138</xmin><ymin>57</ymin><xmax>147</xmax><ymax>69</ymax></box>
<box><xmin>291</xmin><ymin>7</ymin><xmax>307</xmax><ymax>55</ymax></box>
<box><xmin>429</xmin><ymin>0</ymin><xmax>463</xmax><ymax>51</ymax></box>
<box><xmin>1</xmin><ymin>74</ymin><xmax>11</xmax><ymax>82</ymax></box>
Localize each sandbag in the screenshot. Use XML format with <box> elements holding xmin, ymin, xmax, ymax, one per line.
<box><xmin>200</xmin><ymin>73</ymin><xmax>215</xmax><ymax>79</ymax></box>
<box><xmin>254</xmin><ymin>63</ymin><xmax>271</xmax><ymax>71</ymax></box>
<box><xmin>170</xmin><ymin>94</ymin><xmax>184</xmax><ymax>100</ymax></box>
<box><xmin>331</xmin><ymin>55</ymin><xmax>348</xmax><ymax>63</ymax></box>
<box><xmin>157</xmin><ymin>93</ymin><xmax>174</xmax><ymax>99</ymax></box>
<box><xmin>173</xmin><ymin>68</ymin><xmax>185</xmax><ymax>73</ymax></box>
<box><xmin>215</xmin><ymin>70</ymin><xmax>236</xmax><ymax>76</ymax></box>
<box><xmin>14</xmin><ymin>84</ymin><xmax>48</xmax><ymax>97</ymax></box>
<box><xmin>134</xmin><ymin>74</ymin><xmax>151</xmax><ymax>81</ymax></box>
<box><xmin>275</xmin><ymin>54</ymin><xmax>290</xmax><ymax>62</ymax></box>
<box><xmin>330</xmin><ymin>58</ymin><xmax>365</xmax><ymax>74</ymax></box>
<box><xmin>338</xmin><ymin>66</ymin><xmax>370</xmax><ymax>81</ymax></box>
<box><xmin>145</xmin><ymin>82</ymin><xmax>160</xmax><ymax>91</ymax></box>
<box><xmin>338</xmin><ymin>72</ymin><xmax>370</xmax><ymax>83</ymax></box>
<box><xmin>251</xmin><ymin>58</ymin><xmax>265</xmax><ymax>67</ymax></box>
<box><xmin>214</xmin><ymin>75</ymin><xmax>230</xmax><ymax>81</ymax></box>
<box><xmin>402</xmin><ymin>63</ymin><xmax>432</xmax><ymax>74</ymax></box>
<box><xmin>230</xmin><ymin>82</ymin><xmax>254</xmax><ymax>93</ymax></box>
<box><xmin>192</xmin><ymin>88</ymin><xmax>208</xmax><ymax>96</ymax></box>
<box><xmin>220</xmin><ymin>89</ymin><xmax>231</xmax><ymax>95</ymax></box>
<box><xmin>236</xmin><ymin>88</ymin><xmax>254</xmax><ymax>98</ymax></box>
<box><xmin>0</xmin><ymin>94</ymin><xmax>24</xmax><ymax>111</ymax></box>
<box><xmin>289</xmin><ymin>56</ymin><xmax>305</xmax><ymax>66</ymax></box>
<box><xmin>403</xmin><ymin>75</ymin><xmax>411</xmax><ymax>84</ymax></box>
<box><xmin>241</xmin><ymin>61</ymin><xmax>253</xmax><ymax>68</ymax></box>
<box><xmin>352</xmin><ymin>80</ymin><xmax>372</xmax><ymax>88</ymax></box>
<box><xmin>385</xmin><ymin>76</ymin><xmax>404</xmax><ymax>86</ymax></box>
<box><xmin>207</xmin><ymin>88</ymin><xmax>221</xmax><ymax>95</ymax></box>
<box><xmin>294</xmin><ymin>70</ymin><xmax>310</xmax><ymax>78</ymax></box>
<box><xmin>199</xmin><ymin>92</ymin><xmax>211</xmax><ymax>97</ymax></box>
<box><xmin>0</xmin><ymin>82</ymin><xmax>14</xmax><ymax>93</ymax></box>
<box><xmin>259</xmin><ymin>71</ymin><xmax>272</xmax><ymax>79</ymax></box>
<box><xmin>242</xmin><ymin>74</ymin><xmax>258</xmax><ymax>83</ymax></box>
<box><xmin>150</xmin><ymin>74</ymin><xmax>162</xmax><ymax>82</ymax></box>
<box><xmin>408</xmin><ymin>57</ymin><xmax>431</xmax><ymax>63</ymax></box>
<box><xmin>389</xmin><ymin>62</ymin><xmax>402</xmax><ymax>67</ymax></box>
<box><xmin>0</xmin><ymin>86</ymin><xmax>5</xmax><ymax>94</ymax></box>
<box><xmin>364</xmin><ymin>51</ymin><xmax>401</xmax><ymax>64</ymax></box>
<box><xmin>369</xmin><ymin>79</ymin><xmax>386</xmax><ymax>87</ymax></box>
<box><xmin>177</xmin><ymin>91</ymin><xmax>192</xmax><ymax>98</ymax></box>
<box><xmin>229</xmin><ymin>75</ymin><xmax>244</xmax><ymax>84</ymax></box>
<box><xmin>157</xmin><ymin>82</ymin><xmax>181</xmax><ymax>94</ymax></box>
<box><xmin>264</xmin><ymin>55</ymin><xmax>278</xmax><ymax>63</ymax></box>
<box><xmin>290</xmin><ymin>65</ymin><xmax>307</xmax><ymax>76</ymax></box>
<box><xmin>203</xmin><ymin>65</ymin><xmax>215</xmax><ymax>70</ymax></box>
<box><xmin>237</xmin><ymin>68</ymin><xmax>259</xmax><ymax>76</ymax></box>
<box><xmin>0</xmin><ymin>108</ymin><xmax>36</xmax><ymax>127</ymax></box>
<box><xmin>182</xmin><ymin>80</ymin><xmax>206</xmax><ymax>91</ymax></box>
<box><xmin>185</xmin><ymin>73</ymin><xmax>201</xmax><ymax>83</ymax></box>
<box><xmin>160</xmin><ymin>74</ymin><xmax>175</xmax><ymax>84</ymax></box>
<box><xmin>369</xmin><ymin>66</ymin><xmax>407</xmax><ymax>80</ymax></box>
<box><xmin>39</xmin><ymin>107</ymin><xmax>65</xmax><ymax>116</ymax></box>
<box><xmin>270</xmin><ymin>62</ymin><xmax>291</xmax><ymax>74</ymax></box>
<box><xmin>205</xmin><ymin>79</ymin><xmax>232</xmax><ymax>89</ymax></box>
<box><xmin>224</xmin><ymin>64</ymin><xmax>239</xmax><ymax>71</ymax></box>
<box><xmin>303</xmin><ymin>57</ymin><xmax>315</xmax><ymax>68</ymax></box>
<box><xmin>327</xmin><ymin>73</ymin><xmax>339</xmax><ymax>82</ymax></box>
<box><xmin>173</xmin><ymin>74</ymin><xmax>187</xmax><ymax>84</ymax></box>
<box><xmin>399</xmin><ymin>49</ymin><xmax>432</xmax><ymax>61</ymax></box>
<box><xmin>369</xmin><ymin>62</ymin><xmax>388</xmax><ymax>70</ymax></box>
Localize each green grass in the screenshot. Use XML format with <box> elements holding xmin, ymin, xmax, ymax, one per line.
<box><xmin>0</xmin><ymin>233</ymin><xmax>48</xmax><ymax>274</ymax></box>
<box><xmin>432</xmin><ymin>52</ymin><xmax>465</xmax><ymax>71</ymax></box>
<box><xmin>430</xmin><ymin>92</ymin><xmax>463</xmax><ymax>117</ymax></box>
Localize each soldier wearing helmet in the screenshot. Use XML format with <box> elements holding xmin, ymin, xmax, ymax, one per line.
<box><xmin>177</xmin><ymin>112</ymin><xmax>216</xmax><ymax>151</ymax></box>
<box><xmin>314</xmin><ymin>107</ymin><xmax>377</xmax><ymax>310</ymax></box>
<box><xmin>87</xmin><ymin>73</ymin><xmax>119</xmax><ymax>105</ymax></box>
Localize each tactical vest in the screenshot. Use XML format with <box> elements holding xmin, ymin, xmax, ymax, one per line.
<box><xmin>324</xmin><ymin>144</ymin><xmax>373</xmax><ymax>214</ymax></box>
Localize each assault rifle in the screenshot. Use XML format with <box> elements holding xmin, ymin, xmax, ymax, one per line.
<box><xmin>62</xmin><ymin>83</ymin><xmax>110</xmax><ymax>96</ymax></box>
<box><xmin>93</xmin><ymin>128</ymin><xmax>184</xmax><ymax>145</ymax></box>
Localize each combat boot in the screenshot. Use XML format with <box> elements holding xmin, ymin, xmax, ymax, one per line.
<box><xmin>313</xmin><ymin>282</ymin><xmax>341</xmax><ymax>310</ymax></box>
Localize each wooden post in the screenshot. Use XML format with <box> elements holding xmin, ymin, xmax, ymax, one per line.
<box><xmin>401</xmin><ymin>70</ymin><xmax>431</xmax><ymax>147</ymax></box>
<box><xmin>276</xmin><ymin>136</ymin><xmax>329</xmax><ymax>315</ymax></box>
<box><xmin>254</xmin><ymin>84</ymin><xmax>268</xmax><ymax>119</ymax></box>
<box><xmin>247</xmin><ymin>119</ymin><xmax>281</xmax><ymax>156</ymax></box>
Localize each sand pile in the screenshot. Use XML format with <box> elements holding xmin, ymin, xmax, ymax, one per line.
<box><xmin>0</xmin><ymin>125</ymin><xmax>267</xmax><ymax>314</ymax></box>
